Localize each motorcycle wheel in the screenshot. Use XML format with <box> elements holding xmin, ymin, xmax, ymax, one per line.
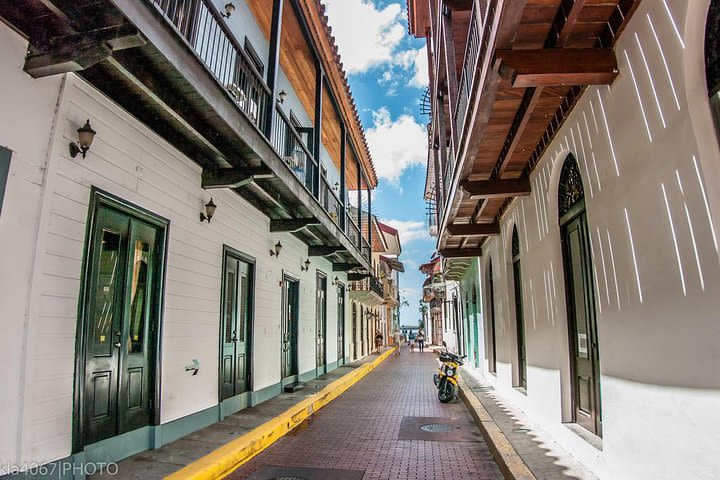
<box><xmin>438</xmin><ymin>379</ymin><xmax>455</xmax><ymax>403</ymax></box>
<box><xmin>433</xmin><ymin>373</ymin><xmax>439</xmax><ymax>387</ymax></box>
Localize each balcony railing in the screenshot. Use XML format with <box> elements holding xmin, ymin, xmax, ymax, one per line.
<box><xmin>150</xmin><ymin>0</ymin><xmax>270</xmax><ymax>132</ymax></box>
<box><xmin>149</xmin><ymin>0</ymin><xmax>374</xmax><ymax>265</ymax></box>
<box><xmin>271</xmin><ymin>104</ymin><xmax>317</xmax><ymax>191</ymax></box>
<box><xmin>350</xmin><ymin>276</ymin><xmax>383</xmax><ymax>298</ymax></box>
<box><xmin>453</xmin><ymin>0</ymin><xmax>498</xmax><ymax>153</ymax></box>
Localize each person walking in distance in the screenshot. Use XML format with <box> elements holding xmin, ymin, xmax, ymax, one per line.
<box><xmin>393</xmin><ymin>330</ymin><xmax>402</xmax><ymax>356</ymax></box>
<box><xmin>416</xmin><ymin>329</ymin><xmax>425</xmax><ymax>352</ymax></box>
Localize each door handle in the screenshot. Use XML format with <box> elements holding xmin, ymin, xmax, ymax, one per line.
<box><xmin>114</xmin><ymin>341</ymin><xmax>122</xmax><ymax>348</ymax></box>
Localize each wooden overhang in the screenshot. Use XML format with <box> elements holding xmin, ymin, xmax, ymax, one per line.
<box><xmin>430</xmin><ymin>0</ymin><xmax>640</xmax><ymax>255</ymax></box>
<box><xmin>0</xmin><ymin>0</ymin><xmax>375</xmax><ymax>271</ymax></box>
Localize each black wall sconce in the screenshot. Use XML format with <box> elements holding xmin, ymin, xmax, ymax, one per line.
<box><xmin>221</xmin><ymin>2</ymin><xmax>235</xmax><ymax>17</ymax></box>
<box><xmin>69</xmin><ymin>119</ymin><xmax>96</xmax><ymax>159</ymax></box>
<box><xmin>270</xmin><ymin>241</ymin><xmax>283</xmax><ymax>257</ymax></box>
<box><xmin>200</xmin><ymin>198</ymin><xmax>217</xmax><ymax>223</ymax></box>
<box><xmin>332</xmin><ymin>276</ymin><xmax>339</xmax><ymax>286</ymax></box>
<box><xmin>278</xmin><ymin>90</ymin><xmax>287</xmax><ymax>103</ymax></box>
<box><xmin>301</xmin><ymin>258</ymin><xmax>311</xmax><ymax>271</ymax></box>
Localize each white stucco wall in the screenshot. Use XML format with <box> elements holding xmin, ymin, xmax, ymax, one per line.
<box><xmin>0</xmin><ymin>23</ymin><xmax>356</xmax><ymax>467</ymax></box>
<box><xmin>474</xmin><ymin>1</ymin><xmax>720</xmax><ymax>479</ymax></box>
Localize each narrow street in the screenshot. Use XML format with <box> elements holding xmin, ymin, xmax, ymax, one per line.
<box><xmin>230</xmin><ymin>347</ymin><xmax>503</xmax><ymax>480</ymax></box>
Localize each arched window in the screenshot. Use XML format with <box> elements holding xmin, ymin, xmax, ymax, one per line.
<box><xmin>511</xmin><ymin>226</ymin><xmax>527</xmax><ymax>389</ymax></box>
<box><xmin>706</xmin><ymin>1</ymin><xmax>720</xmax><ymax>130</ymax></box>
<box><xmin>558</xmin><ymin>153</ymin><xmax>602</xmax><ymax>436</ymax></box>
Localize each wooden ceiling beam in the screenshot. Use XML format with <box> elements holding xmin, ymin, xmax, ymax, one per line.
<box><xmin>308</xmin><ymin>245</ymin><xmax>347</xmax><ymax>256</ymax></box>
<box><xmin>460</xmin><ymin>177</ymin><xmax>531</xmax><ymax>199</ymax></box>
<box><xmin>440</xmin><ymin>247</ymin><xmax>484</xmax><ymax>258</ymax></box>
<box><xmin>447</xmin><ymin>223</ymin><xmax>500</xmax><ymax>236</ymax></box>
<box><xmin>270</xmin><ymin>218</ymin><xmax>321</xmax><ymax>232</ymax></box>
<box><xmin>202</xmin><ymin>167</ymin><xmax>274</xmax><ymax>189</ymax></box>
<box><xmin>497</xmin><ymin>48</ymin><xmax>618</xmax><ymax>88</ymax></box>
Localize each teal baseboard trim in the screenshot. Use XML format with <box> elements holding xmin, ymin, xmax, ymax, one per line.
<box><xmin>326</xmin><ymin>360</ymin><xmax>338</xmax><ymax>372</ymax></box>
<box><xmin>0</xmin><ymin>454</ymin><xmax>78</xmax><ymax>480</ymax></box>
<box><xmin>299</xmin><ymin>369</ymin><xmax>317</xmax><ymax>383</ymax></box>
<box><xmin>280</xmin><ymin>375</ymin><xmax>298</xmax><ymax>389</ymax></box>
<box><xmin>156</xmin><ymin>404</ymin><xmax>219</xmax><ymax>446</ymax></box>
<box><xmin>219</xmin><ymin>392</ymin><xmax>250</xmax><ymax>419</ymax></box>
<box><xmin>251</xmin><ymin>381</ymin><xmax>281</xmax><ymax>406</ymax></box>
<box><xmin>82</xmin><ymin>427</ymin><xmax>153</xmax><ymax>465</ymax></box>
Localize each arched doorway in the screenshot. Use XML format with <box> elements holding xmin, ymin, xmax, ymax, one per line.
<box><xmin>487</xmin><ymin>260</ymin><xmax>497</xmax><ymax>374</ymax></box>
<box><xmin>559</xmin><ymin>153</ymin><xmax>602</xmax><ymax>436</ymax></box>
<box><xmin>512</xmin><ymin>227</ymin><xmax>527</xmax><ymax>389</ymax></box>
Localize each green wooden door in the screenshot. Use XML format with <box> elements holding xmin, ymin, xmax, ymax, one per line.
<box><xmin>513</xmin><ymin>259</ymin><xmax>527</xmax><ymax>389</ymax></box>
<box><xmin>281</xmin><ymin>276</ymin><xmax>299</xmax><ymax>380</ymax></box>
<box><xmin>82</xmin><ymin>205</ymin><xmax>163</xmax><ymax>446</ymax></box>
<box><xmin>488</xmin><ymin>263</ymin><xmax>497</xmax><ymax>374</ymax></box>
<box><xmin>220</xmin><ymin>254</ymin><xmax>252</xmax><ymax>400</ymax></box>
<box><xmin>337</xmin><ymin>283</ymin><xmax>345</xmax><ymax>363</ymax></box>
<box><xmin>315</xmin><ymin>273</ymin><xmax>327</xmax><ymax>373</ymax></box>
<box><xmin>472</xmin><ymin>290</ymin><xmax>480</xmax><ymax>368</ymax></box>
<box><xmin>562</xmin><ymin>212</ymin><xmax>602</xmax><ymax>435</ymax></box>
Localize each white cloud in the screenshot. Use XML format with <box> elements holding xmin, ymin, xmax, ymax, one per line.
<box><xmin>366</xmin><ymin>107</ymin><xmax>427</xmax><ymax>184</ymax></box>
<box><xmin>408</xmin><ymin>45</ymin><xmax>428</xmax><ymax>87</ymax></box>
<box><xmin>383</xmin><ymin>219</ymin><xmax>429</xmax><ymax>244</ymax></box>
<box><xmin>322</xmin><ymin>0</ymin><xmax>406</xmax><ymax>74</ymax></box>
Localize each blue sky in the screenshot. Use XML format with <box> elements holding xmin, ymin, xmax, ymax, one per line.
<box><xmin>323</xmin><ymin>0</ymin><xmax>435</xmax><ymax>325</ymax></box>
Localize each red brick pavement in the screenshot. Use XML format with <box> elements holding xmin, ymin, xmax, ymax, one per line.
<box><xmin>228</xmin><ymin>346</ymin><xmax>503</xmax><ymax>480</ymax></box>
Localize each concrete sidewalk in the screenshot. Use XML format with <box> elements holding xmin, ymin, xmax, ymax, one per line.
<box><xmin>460</xmin><ymin>369</ymin><xmax>597</xmax><ymax>480</ymax></box>
<box><xmin>90</xmin><ymin>353</ymin><xmax>386</xmax><ymax>480</ymax></box>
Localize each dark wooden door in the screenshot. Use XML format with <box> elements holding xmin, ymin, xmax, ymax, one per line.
<box><xmin>352</xmin><ymin>303</ymin><xmax>358</xmax><ymax>359</ymax></box>
<box><xmin>513</xmin><ymin>259</ymin><xmax>527</xmax><ymax>389</ymax></box>
<box><xmin>562</xmin><ymin>212</ymin><xmax>602</xmax><ymax>435</ymax></box>
<box><xmin>82</xmin><ymin>205</ymin><xmax>162</xmax><ymax>446</ymax></box>
<box><xmin>281</xmin><ymin>276</ymin><xmax>299</xmax><ymax>380</ymax></box>
<box><xmin>488</xmin><ymin>263</ymin><xmax>497</xmax><ymax>373</ymax></box>
<box><xmin>315</xmin><ymin>274</ymin><xmax>327</xmax><ymax>372</ymax></box>
<box><xmin>337</xmin><ymin>283</ymin><xmax>345</xmax><ymax>363</ymax></box>
<box><xmin>220</xmin><ymin>254</ymin><xmax>252</xmax><ymax>400</ymax></box>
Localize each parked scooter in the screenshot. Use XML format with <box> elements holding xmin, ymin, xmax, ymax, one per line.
<box><xmin>433</xmin><ymin>341</ymin><xmax>465</xmax><ymax>403</ymax></box>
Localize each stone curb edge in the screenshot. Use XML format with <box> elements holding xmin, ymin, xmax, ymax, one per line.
<box><xmin>457</xmin><ymin>374</ymin><xmax>537</xmax><ymax>480</ymax></box>
<box><xmin>165</xmin><ymin>347</ymin><xmax>397</xmax><ymax>480</ymax></box>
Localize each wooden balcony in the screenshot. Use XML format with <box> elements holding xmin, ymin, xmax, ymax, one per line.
<box><xmin>349</xmin><ymin>276</ymin><xmax>384</xmax><ymax>306</ymax></box>
<box><xmin>0</xmin><ymin>0</ymin><xmax>374</xmax><ymax>271</ymax></box>
<box><xmin>411</xmin><ymin>0</ymin><xmax>640</xmax><ymax>255</ymax></box>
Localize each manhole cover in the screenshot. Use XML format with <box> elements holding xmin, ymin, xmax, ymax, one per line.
<box><xmin>420</xmin><ymin>423</ymin><xmax>454</xmax><ymax>433</ymax></box>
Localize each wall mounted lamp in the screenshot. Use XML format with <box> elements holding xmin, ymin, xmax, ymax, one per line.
<box><xmin>270</xmin><ymin>241</ymin><xmax>283</xmax><ymax>257</ymax></box>
<box><xmin>221</xmin><ymin>2</ymin><xmax>235</xmax><ymax>18</ymax></box>
<box><xmin>332</xmin><ymin>276</ymin><xmax>339</xmax><ymax>286</ymax></box>
<box><xmin>69</xmin><ymin>119</ymin><xmax>97</xmax><ymax>159</ymax></box>
<box><xmin>278</xmin><ymin>90</ymin><xmax>287</xmax><ymax>103</ymax></box>
<box><xmin>333</xmin><ymin>182</ymin><xmax>339</xmax><ymax>192</ymax></box>
<box><xmin>200</xmin><ymin>198</ymin><xmax>217</xmax><ymax>223</ymax></box>
<box><xmin>301</xmin><ymin>258</ymin><xmax>311</xmax><ymax>271</ymax></box>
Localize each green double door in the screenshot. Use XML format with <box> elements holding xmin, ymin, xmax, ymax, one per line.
<box><xmin>281</xmin><ymin>275</ymin><xmax>299</xmax><ymax>381</ymax></box>
<box><xmin>513</xmin><ymin>259</ymin><xmax>527</xmax><ymax>389</ymax></box>
<box><xmin>562</xmin><ymin>210</ymin><xmax>602</xmax><ymax>436</ymax></box>
<box><xmin>80</xmin><ymin>201</ymin><xmax>165</xmax><ymax>447</ymax></box>
<box><xmin>220</xmin><ymin>252</ymin><xmax>253</xmax><ymax>401</ymax></box>
<box><xmin>316</xmin><ymin>274</ymin><xmax>327</xmax><ymax>374</ymax></box>
<box><xmin>337</xmin><ymin>283</ymin><xmax>346</xmax><ymax>364</ymax></box>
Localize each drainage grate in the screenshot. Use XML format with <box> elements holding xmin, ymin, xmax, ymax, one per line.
<box><xmin>420</xmin><ymin>423</ymin><xmax>454</xmax><ymax>433</ymax></box>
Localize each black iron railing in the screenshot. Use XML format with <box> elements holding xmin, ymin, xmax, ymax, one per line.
<box><xmin>150</xmin><ymin>0</ymin><xmax>270</xmax><ymax>131</ymax></box>
<box><xmin>270</xmin><ymin>104</ymin><xmax>317</xmax><ymax>191</ymax></box>
<box><xmin>319</xmin><ymin>175</ymin><xmax>342</xmax><ymax>225</ymax></box>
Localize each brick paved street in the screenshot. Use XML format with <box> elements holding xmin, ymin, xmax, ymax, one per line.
<box><xmin>230</xmin><ymin>347</ymin><xmax>503</xmax><ymax>480</ymax></box>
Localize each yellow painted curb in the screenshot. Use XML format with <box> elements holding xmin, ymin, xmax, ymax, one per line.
<box><xmin>457</xmin><ymin>374</ymin><xmax>536</xmax><ymax>480</ymax></box>
<box><xmin>165</xmin><ymin>347</ymin><xmax>397</xmax><ymax>480</ymax></box>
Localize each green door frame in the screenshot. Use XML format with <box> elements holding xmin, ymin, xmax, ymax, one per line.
<box><xmin>218</xmin><ymin>245</ymin><xmax>255</xmax><ymax>403</ymax></box>
<box><xmin>72</xmin><ymin>188</ymin><xmax>169</xmax><ymax>454</ymax></box>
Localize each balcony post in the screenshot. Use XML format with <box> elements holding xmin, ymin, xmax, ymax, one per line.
<box><xmin>340</xmin><ymin>123</ymin><xmax>347</xmax><ymax>232</ymax></box>
<box><xmin>313</xmin><ymin>60</ymin><xmax>323</xmax><ymax>198</ymax></box>
<box><xmin>442</xmin><ymin>4</ymin><xmax>459</xmax><ymax>151</ymax></box>
<box><xmin>264</xmin><ymin>0</ymin><xmax>284</xmax><ymax>137</ymax></box>
<box><xmin>357</xmin><ymin>156</ymin><xmax>362</xmax><ymax>248</ymax></box>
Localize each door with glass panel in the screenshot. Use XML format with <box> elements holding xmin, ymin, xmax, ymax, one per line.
<box><xmin>220</xmin><ymin>250</ymin><xmax>253</xmax><ymax>400</ymax></box>
<box><xmin>316</xmin><ymin>273</ymin><xmax>327</xmax><ymax>374</ymax></box>
<box><xmin>281</xmin><ymin>275</ymin><xmax>299</xmax><ymax>381</ymax></box>
<box><xmin>337</xmin><ymin>283</ymin><xmax>346</xmax><ymax>364</ymax></box>
<box><xmin>80</xmin><ymin>200</ymin><xmax>165</xmax><ymax>447</ymax></box>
